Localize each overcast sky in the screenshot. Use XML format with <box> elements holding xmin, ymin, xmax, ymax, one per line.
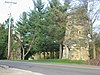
<box><xmin>0</xmin><ymin>0</ymin><xmax>34</xmax><ymax>23</ymax></box>
<box><xmin>0</xmin><ymin>0</ymin><xmax>100</xmax><ymax>32</ymax></box>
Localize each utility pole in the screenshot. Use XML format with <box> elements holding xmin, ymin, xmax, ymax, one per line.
<box><xmin>5</xmin><ymin>1</ymin><xmax>17</xmax><ymax>60</ymax></box>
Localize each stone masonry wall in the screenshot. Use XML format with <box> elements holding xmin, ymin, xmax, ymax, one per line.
<box><xmin>63</xmin><ymin>14</ymin><xmax>89</xmax><ymax>60</ymax></box>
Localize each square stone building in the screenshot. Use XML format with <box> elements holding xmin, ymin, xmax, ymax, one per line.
<box><xmin>62</xmin><ymin>11</ymin><xmax>90</xmax><ymax>60</ymax></box>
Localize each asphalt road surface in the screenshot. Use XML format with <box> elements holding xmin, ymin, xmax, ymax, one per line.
<box><xmin>0</xmin><ymin>60</ymin><xmax>100</xmax><ymax>75</ymax></box>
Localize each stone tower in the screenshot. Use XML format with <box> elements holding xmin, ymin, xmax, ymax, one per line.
<box><xmin>62</xmin><ymin>12</ymin><xmax>89</xmax><ymax>60</ymax></box>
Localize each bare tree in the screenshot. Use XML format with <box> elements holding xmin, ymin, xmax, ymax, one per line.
<box><xmin>87</xmin><ymin>0</ymin><xmax>100</xmax><ymax>59</ymax></box>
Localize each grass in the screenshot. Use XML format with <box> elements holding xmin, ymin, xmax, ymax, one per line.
<box><xmin>18</xmin><ymin>59</ymin><xmax>86</xmax><ymax>65</ymax></box>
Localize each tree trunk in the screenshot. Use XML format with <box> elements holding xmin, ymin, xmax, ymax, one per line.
<box><xmin>39</xmin><ymin>51</ymin><xmax>41</xmax><ymax>59</ymax></box>
<box><xmin>93</xmin><ymin>41</ymin><xmax>96</xmax><ymax>59</ymax></box>
<box><xmin>66</xmin><ymin>45</ymin><xmax>69</xmax><ymax>59</ymax></box>
<box><xmin>50</xmin><ymin>51</ymin><xmax>53</xmax><ymax>59</ymax></box>
<box><xmin>52</xmin><ymin>50</ymin><xmax>54</xmax><ymax>59</ymax></box>
<box><xmin>22</xmin><ymin>49</ymin><xmax>25</xmax><ymax>60</ymax></box>
<box><xmin>46</xmin><ymin>51</ymin><xmax>49</xmax><ymax>59</ymax></box>
<box><xmin>59</xmin><ymin>44</ymin><xmax>63</xmax><ymax>59</ymax></box>
<box><xmin>43</xmin><ymin>51</ymin><xmax>45</xmax><ymax>59</ymax></box>
<box><xmin>21</xmin><ymin>46</ymin><xmax>25</xmax><ymax>60</ymax></box>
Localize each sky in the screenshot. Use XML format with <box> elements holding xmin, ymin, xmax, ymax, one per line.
<box><xmin>0</xmin><ymin>0</ymin><xmax>34</xmax><ymax>23</ymax></box>
<box><xmin>0</xmin><ymin>0</ymin><xmax>100</xmax><ymax>32</ymax></box>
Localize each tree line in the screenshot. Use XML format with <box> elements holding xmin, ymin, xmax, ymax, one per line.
<box><xmin>0</xmin><ymin>0</ymin><xmax>100</xmax><ymax>60</ymax></box>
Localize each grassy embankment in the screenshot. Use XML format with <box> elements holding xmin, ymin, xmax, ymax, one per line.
<box><xmin>19</xmin><ymin>59</ymin><xmax>86</xmax><ymax>64</ymax></box>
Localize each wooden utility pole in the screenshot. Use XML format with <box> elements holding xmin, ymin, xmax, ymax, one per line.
<box><xmin>5</xmin><ymin>1</ymin><xmax>17</xmax><ymax>60</ymax></box>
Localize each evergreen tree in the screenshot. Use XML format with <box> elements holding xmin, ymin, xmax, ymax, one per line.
<box><xmin>46</xmin><ymin>0</ymin><xmax>70</xmax><ymax>58</ymax></box>
<box><xmin>0</xmin><ymin>23</ymin><xmax>8</xmax><ymax>59</ymax></box>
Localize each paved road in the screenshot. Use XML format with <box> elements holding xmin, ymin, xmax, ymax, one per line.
<box><xmin>0</xmin><ymin>60</ymin><xmax>100</xmax><ymax>75</ymax></box>
<box><xmin>0</xmin><ymin>65</ymin><xmax>44</xmax><ymax>75</ymax></box>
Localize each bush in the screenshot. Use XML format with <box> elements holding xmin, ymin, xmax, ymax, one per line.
<box><xmin>87</xmin><ymin>55</ymin><xmax>100</xmax><ymax>66</ymax></box>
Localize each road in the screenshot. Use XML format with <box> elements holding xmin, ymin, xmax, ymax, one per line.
<box><xmin>0</xmin><ymin>60</ymin><xmax>100</xmax><ymax>75</ymax></box>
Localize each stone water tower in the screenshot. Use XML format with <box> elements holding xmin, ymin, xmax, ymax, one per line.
<box><xmin>63</xmin><ymin>12</ymin><xmax>89</xmax><ymax>60</ymax></box>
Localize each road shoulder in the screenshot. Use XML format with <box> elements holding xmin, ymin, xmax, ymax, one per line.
<box><xmin>0</xmin><ymin>65</ymin><xmax>44</xmax><ymax>75</ymax></box>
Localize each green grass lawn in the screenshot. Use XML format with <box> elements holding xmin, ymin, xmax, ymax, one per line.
<box><xmin>19</xmin><ymin>59</ymin><xmax>86</xmax><ymax>65</ymax></box>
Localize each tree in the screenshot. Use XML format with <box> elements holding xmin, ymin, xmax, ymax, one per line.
<box><xmin>0</xmin><ymin>23</ymin><xmax>8</xmax><ymax>59</ymax></box>
<box><xmin>47</xmin><ymin>0</ymin><xmax>70</xmax><ymax>59</ymax></box>
<box><xmin>95</xmin><ymin>33</ymin><xmax>100</xmax><ymax>56</ymax></box>
<box><xmin>87</xmin><ymin>0</ymin><xmax>100</xmax><ymax>59</ymax></box>
<box><xmin>16</xmin><ymin>0</ymin><xmax>68</xmax><ymax>60</ymax></box>
<box><xmin>16</xmin><ymin>0</ymin><xmax>47</xmax><ymax>60</ymax></box>
<box><xmin>30</xmin><ymin>0</ymin><xmax>59</xmax><ymax>59</ymax></box>
<box><xmin>16</xmin><ymin>12</ymin><xmax>33</xmax><ymax>60</ymax></box>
